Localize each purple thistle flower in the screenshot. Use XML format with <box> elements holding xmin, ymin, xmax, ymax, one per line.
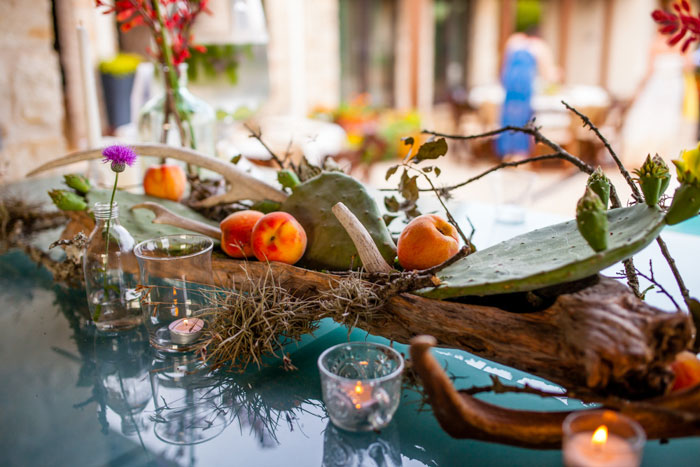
<box><xmin>102</xmin><ymin>145</ymin><xmax>137</xmax><ymax>173</ymax></box>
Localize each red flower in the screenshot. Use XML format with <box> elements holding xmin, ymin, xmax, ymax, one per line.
<box><xmin>652</xmin><ymin>1</ymin><xmax>700</xmax><ymax>52</ymax></box>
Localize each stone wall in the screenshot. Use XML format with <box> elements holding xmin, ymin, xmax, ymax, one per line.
<box><xmin>0</xmin><ymin>0</ymin><xmax>66</xmax><ymax>184</ymax></box>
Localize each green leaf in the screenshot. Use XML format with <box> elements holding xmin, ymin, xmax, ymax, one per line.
<box><xmin>385</xmin><ymin>165</ymin><xmax>400</xmax><ymax>181</ymax></box>
<box><xmin>434</xmin><ymin>167</ymin><xmax>442</xmax><ymax>177</ymax></box>
<box><xmin>230</xmin><ymin>154</ymin><xmax>242</xmax><ymax>164</ymax></box>
<box><xmin>422</xmin><ymin>166</ymin><xmax>433</xmax><ymax>173</ymax></box>
<box><xmin>414</xmin><ymin>138</ymin><xmax>448</xmax><ymax>163</ymax></box>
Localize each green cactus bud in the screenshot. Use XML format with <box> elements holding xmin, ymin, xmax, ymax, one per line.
<box><xmin>250</xmin><ymin>199</ymin><xmax>282</xmax><ymax>214</ymax></box>
<box><xmin>277</xmin><ymin>169</ymin><xmax>301</xmax><ymax>190</ymax></box>
<box><xmin>63</xmin><ymin>173</ymin><xmax>91</xmax><ymax>194</ymax></box>
<box><xmin>49</xmin><ymin>189</ymin><xmax>87</xmax><ymax>211</ymax></box>
<box><xmin>586</xmin><ymin>167</ymin><xmax>611</xmax><ymax>209</ymax></box>
<box><xmin>665</xmin><ymin>183</ymin><xmax>700</xmax><ymax>225</ymax></box>
<box><xmin>633</xmin><ymin>154</ymin><xmax>671</xmax><ymax>206</ymax></box>
<box><xmin>576</xmin><ymin>187</ymin><xmax>608</xmax><ymax>252</ymax></box>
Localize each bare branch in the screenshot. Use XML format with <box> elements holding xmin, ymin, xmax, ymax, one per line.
<box><xmin>562</xmin><ymin>100</ymin><xmax>644</xmax><ymax>204</ymax></box>
<box><xmin>244</xmin><ymin>123</ymin><xmax>287</xmax><ymax>170</ymax></box>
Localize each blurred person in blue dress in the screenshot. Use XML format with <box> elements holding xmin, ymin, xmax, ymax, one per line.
<box><xmin>496</xmin><ymin>13</ymin><xmax>559</xmax><ymax>160</ymax></box>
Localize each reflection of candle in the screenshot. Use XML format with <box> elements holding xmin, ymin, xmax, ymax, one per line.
<box><xmin>348</xmin><ymin>381</ymin><xmax>374</xmax><ymax>410</ymax></box>
<box><xmin>564</xmin><ymin>425</ymin><xmax>639</xmax><ymax>467</ymax></box>
<box><xmin>168</xmin><ymin>317</ymin><xmax>204</xmax><ymax>345</ymax></box>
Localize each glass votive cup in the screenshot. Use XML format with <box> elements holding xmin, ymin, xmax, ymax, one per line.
<box><xmin>134</xmin><ymin>235</ymin><xmax>214</xmax><ymax>353</ymax></box>
<box><xmin>318</xmin><ymin>342</ymin><xmax>404</xmax><ymax>432</ymax></box>
<box><xmin>562</xmin><ymin>409</ymin><xmax>646</xmax><ymax>467</ymax></box>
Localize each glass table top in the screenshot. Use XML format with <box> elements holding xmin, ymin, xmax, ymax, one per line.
<box><xmin>1</xmin><ymin>249</ymin><xmax>699</xmax><ymax>467</ymax></box>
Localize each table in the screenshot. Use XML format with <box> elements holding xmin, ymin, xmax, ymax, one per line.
<box><xmin>1</xmin><ymin>206</ymin><xmax>699</xmax><ymax>466</ymax></box>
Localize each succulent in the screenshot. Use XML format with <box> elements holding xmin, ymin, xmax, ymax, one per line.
<box><xmin>63</xmin><ymin>174</ymin><xmax>91</xmax><ymax>194</ymax></box>
<box><xmin>418</xmin><ymin>204</ymin><xmax>665</xmax><ymax>299</ymax></box>
<box><xmin>49</xmin><ymin>189</ymin><xmax>87</xmax><ymax>211</ymax></box>
<box><xmin>87</xmin><ymin>190</ymin><xmax>218</xmax><ymax>244</ymax></box>
<box><xmin>666</xmin><ymin>145</ymin><xmax>700</xmax><ymax>225</ymax></box>
<box><xmin>280</xmin><ymin>172</ymin><xmax>396</xmax><ymax>270</ymax></box>
<box><xmin>576</xmin><ymin>187</ymin><xmax>609</xmax><ymax>252</ymax></box>
<box><xmin>586</xmin><ymin>167</ymin><xmax>611</xmax><ymax>209</ymax></box>
<box><xmin>633</xmin><ymin>154</ymin><xmax>670</xmax><ymax>207</ymax></box>
<box><xmin>277</xmin><ymin>169</ymin><xmax>301</xmax><ymax>191</ymax></box>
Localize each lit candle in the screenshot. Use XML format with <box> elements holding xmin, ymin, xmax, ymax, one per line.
<box><xmin>168</xmin><ymin>317</ymin><xmax>205</xmax><ymax>345</ymax></box>
<box><xmin>564</xmin><ymin>422</ymin><xmax>642</xmax><ymax>467</ymax></box>
<box><xmin>349</xmin><ymin>380</ymin><xmax>374</xmax><ymax>410</ymax></box>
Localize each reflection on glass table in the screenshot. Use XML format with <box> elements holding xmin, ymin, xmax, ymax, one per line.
<box><xmin>1</xmin><ymin>249</ymin><xmax>700</xmax><ymax>467</ymax></box>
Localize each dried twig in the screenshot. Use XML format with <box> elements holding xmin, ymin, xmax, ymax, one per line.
<box><xmin>562</xmin><ymin>100</ymin><xmax>644</xmax><ymax>204</ymax></box>
<box><xmin>244</xmin><ymin>123</ymin><xmax>287</xmax><ymax>170</ymax></box>
<box><xmin>656</xmin><ymin>236</ymin><xmax>692</xmax><ymax>310</ymax></box>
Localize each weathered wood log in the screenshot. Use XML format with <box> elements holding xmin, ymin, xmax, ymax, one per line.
<box><xmin>409</xmin><ymin>335</ymin><xmax>700</xmax><ymax>448</ymax></box>
<box><xmin>59</xmin><ymin>213</ymin><xmax>693</xmax><ymax>401</ymax></box>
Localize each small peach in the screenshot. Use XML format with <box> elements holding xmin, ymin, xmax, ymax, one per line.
<box><xmin>670</xmin><ymin>351</ymin><xmax>700</xmax><ymax>392</ymax></box>
<box><xmin>251</xmin><ymin>212</ymin><xmax>307</xmax><ymax>264</ymax></box>
<box><xmin>397</xmin><ymin>214</ymin><xmax>459</xmax><ymax>270</ymax></box>
<box><xmin>220</xmin><ymin>210</ymin><xmax>265</xmax><ymax>258</ymax></box>
<box><xmin>143</xmin><ymin>164</ymin><xmax>187</xmax><ymax>201</ymax></box>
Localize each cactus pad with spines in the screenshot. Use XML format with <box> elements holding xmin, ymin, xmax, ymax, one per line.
<box><xmin>280</xmin><ymin>172</ymin><xmax>396</xmax><ymax>270</ymax></box>
<box><xmin>87</xmin><ymin>190</ymin><xmax>219</xmax><ymax>244</ymax></box>
<box><xmin>419</xmin><ymin>204</ymin><xmax>665</xmax><ymax>299</ymax></box>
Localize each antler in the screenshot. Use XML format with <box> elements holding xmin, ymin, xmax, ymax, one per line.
<box><xmin>131</xmin><ymin>202</ymin><xmax>221</xmax><ymax>239</ymax></box>
<box><xmin>26</xmin><ymin>143</ymin><xmax>288</xmax><ymax>207</ymax></box>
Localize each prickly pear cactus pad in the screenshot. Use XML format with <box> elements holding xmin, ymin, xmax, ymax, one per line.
<box><xmin>87</xmin><ymin>190</ymin><xmax>218</xmax><ymax>244</ymax></box>
<box><xmin>281</xmin><ymin>172</ymin><xmax>396</xmax><ymax>270</ymax></box>
<box><xmin>419</xmin><ymin>204</ymin><xmax>666</xmax><ymax>299</ymax></box>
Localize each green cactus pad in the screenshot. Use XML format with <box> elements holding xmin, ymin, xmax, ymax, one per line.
<box><xmin>87</xmin><ymin>190</ymin><xmax>219</xmax><ymax>244</ymax></box>
<box><xmin>419</xmin><ymin>204</ymin><xmax>665</xmax><ymax>299</ymax></box>
<box><xmin>281</xmin><ymin>172</ymin><xmax>396</xmax><ymax>270</ymax></box>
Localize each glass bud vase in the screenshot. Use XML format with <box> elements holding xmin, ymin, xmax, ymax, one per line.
<box><xmin>137</xmin><ymin>63</ymin><xmax>216</xmax><ymax>157</ymax></box>
<box><xmin>83</xmin><ymin>202</ymin><xmax>142</xmax><ymax>333</ymax></box>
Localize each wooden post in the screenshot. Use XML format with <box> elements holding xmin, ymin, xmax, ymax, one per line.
<box><xmin>599</xmin><ymin>0</ymin><xmax>614</xmax><ymax>88</ymax></box>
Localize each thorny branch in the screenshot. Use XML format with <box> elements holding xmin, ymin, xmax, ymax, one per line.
<box><xmin>562</xmin><ymin>100</ymin><xmax>644</xmax><ymax>204</ymax></box>
<box><xmin>656</xmin><ymin>236</ymin><xmax>692</xmax><ymax>310</ymax></box>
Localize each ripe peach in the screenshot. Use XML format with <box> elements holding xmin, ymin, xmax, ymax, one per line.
<box><xmin>143</xmin><ymin>164</ymin><xmax>187</xmax><ymax>201</ymax></box>
<box><xmin>397</xmin><ymin>214</ymin><xmax>459</xmax><ymax>270</ymax></box>
<box><xmin>670</xmin><ymin>351</ymin><xmax>700</xmax><ymax>392</ymax></box>
<box><xmin>220</xmin><ymin>210</ymin><xmax>265</xmax><ymax>258</ymax></box>
<box><xmin>251</xmin><ymin>212</ymin><xmax>307</xmax><ymax>264</ymax></box>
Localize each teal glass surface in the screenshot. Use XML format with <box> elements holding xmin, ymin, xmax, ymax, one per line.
<box><xmin>1</xmin><ymin>249</ymin><xmax>699</xmax><ymax>466</ymax></box>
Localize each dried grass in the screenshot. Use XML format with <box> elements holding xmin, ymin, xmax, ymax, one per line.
<box><xmin>199</xmin><ymin>267</ymin><xmax>390</xmax><ymax>371</ymax></box>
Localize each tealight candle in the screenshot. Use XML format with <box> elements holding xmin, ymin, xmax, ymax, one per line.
<box><xmin>168</xmin><ymin>317</ymin><xmax>205</xmax><ymax>345</ymax></box>
<box><xmin>318</xmin><ymin>342</ymin><xmax>404</xmax><ymax>432</ymax></box>
<box><xmin>563</xmin><ymin>410</ymin><xmax>645</xmax><ymax>467</ymax></box>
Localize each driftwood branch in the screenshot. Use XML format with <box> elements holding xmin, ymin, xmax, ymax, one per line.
<box><xmin>409</xmin><ymin>335</ymin><xmax>700</xmax><ymax>448</ymax></box>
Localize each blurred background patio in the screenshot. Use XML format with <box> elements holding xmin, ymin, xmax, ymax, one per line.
<box><xmin>1</xmin><ymin>0</ymin><xmax>697</xmax><ymax>217</ymax></box>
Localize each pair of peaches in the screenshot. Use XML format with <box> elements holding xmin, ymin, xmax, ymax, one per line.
<box><xmin>143</xmin><ymin>164</ymin><xmax>461</xmax><ymax>269</ymax></box>
<box><xmin>143</xmin><ymin>165</ymin><xmax>308</xmax><ymax>264</ymax></box>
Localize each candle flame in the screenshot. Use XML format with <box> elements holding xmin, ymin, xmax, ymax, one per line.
<box><xmin>355</xmin><ymin>403</ymin><xmax>361</xmax><ymax>409</ymax></box>
<box><xmin>359</xmin><ymin>361</ymin><xmax>368</xmax><ymax>366</ymax></box>
<box><xmin>184</xmin><ymin>319</ymin><xmax>189</xmax><ymax>325</ymax></box>
<box><xmin>592</xmin><ymin>425</ymin><xmax>608</xmax><ymax>446</ymax></box>
<box><xmin>354</xmin><ymin>381</ymin><xmax>364</xmax><ymax>394</ymax></box>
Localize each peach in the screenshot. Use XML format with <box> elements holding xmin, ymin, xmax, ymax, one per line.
<box><xmin>220</xmin><ymin>210</ymin><xmax>265</xmax><ymax>258</ymax></box>
<box><xmin>251</xmin><ymin>212</ymin><xmax>307</xmax><ymax>264</ymax></box>
<box><xmin>143</xmin><ymin>164</ymin><xmax>187</xmax><ymax>201</ymax></box>
<box><xmin>397</xmin><ymin>214</ymin><xmax>459</xmax><ymax>270</ymax></box>
<box><xmin>670</xmin><ymin>351</ymin><xmax>700</xmax><ymax>392</ymax></box>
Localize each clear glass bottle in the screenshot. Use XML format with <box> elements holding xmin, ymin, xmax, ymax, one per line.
<box><xmin>137</xmin><ymin>63</ymin><xmax>216</xmax><ymax>157</ymax></box>
<box><xmin>83</xmin><ymin>202</ymin><xmax>142</xmax><ymax>332</ymax></box>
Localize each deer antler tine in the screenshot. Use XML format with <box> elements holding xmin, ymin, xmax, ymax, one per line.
<box><xmin>27</xmin><ymin>143</ymin><xmax>288</xmax><ymax>205</ymax></box>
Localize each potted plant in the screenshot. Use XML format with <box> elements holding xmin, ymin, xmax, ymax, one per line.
<box><xmin>99</xmin><ymin>53</ymin><xmax>141</xmax><ymax>129</ymax></box>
